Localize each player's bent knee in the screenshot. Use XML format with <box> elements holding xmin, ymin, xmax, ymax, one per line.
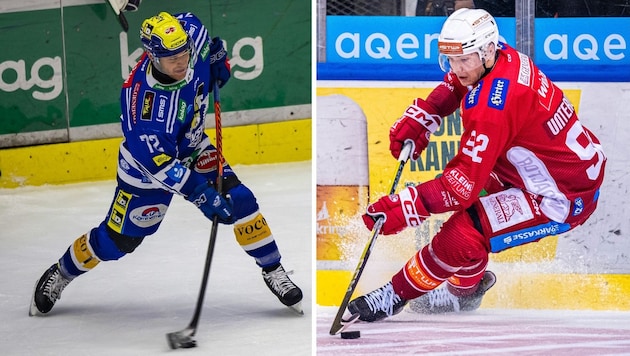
<box><xmin>106</xmin><ymin>225</ymin><xmax>145</xmax><ymax>254</ymax></box>
<box><xmin>89</xmin><ymin>222</ymin><xmax>145</xmax><ymax>261</ymax></box>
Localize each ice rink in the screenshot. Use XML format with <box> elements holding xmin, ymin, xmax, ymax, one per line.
<box><xmin>317</xmin><ymin>306</ymin><xmax>630</xmax><ymax>355</ymax></box>
<box><xmin>3</xmin><ymin>160</ymin><xmax>630</xmax><ymax>356</ymax></box>
<box><xmin>0</xmin><ymin>161</ymin><xmax>312</xmax><ymax>355</ymax></box>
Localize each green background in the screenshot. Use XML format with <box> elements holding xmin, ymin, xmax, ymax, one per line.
<box><xmin>0</xmin><ymin>0</ymin><xmax>311</xmax><ymax>144</ymax></box>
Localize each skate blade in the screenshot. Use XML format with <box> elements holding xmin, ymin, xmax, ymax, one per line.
<box><xmin>288</xmin><ymin>301</ymin><xmax>304</xmax><ymax>315</ymax></box>
<box><xmin>28</xmin><ymin>280</ymin><xmax>42</xmax><ymax>317</ymax></box>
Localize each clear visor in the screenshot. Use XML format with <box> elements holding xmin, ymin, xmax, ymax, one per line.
<box><xmin>438</xmin><ymin>51</ymin><xmax>484</xmax><ymax>72</ymax></box>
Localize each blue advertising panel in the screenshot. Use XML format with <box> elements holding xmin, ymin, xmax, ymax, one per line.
<box><xmin>320</xmin><ymin>16</ymin><xmax>630</xmax><ymax>82</ymax></box>
<box><xmin>327</xmin><ymin>16</ymin><xmax>515</xmax><ymax>64</ymax></box>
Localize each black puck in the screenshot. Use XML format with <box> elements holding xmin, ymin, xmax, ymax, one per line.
<box><xmin>340</xmin><ymin>330</ymin><xmax>361</xmax><ymax>339</ymax></box>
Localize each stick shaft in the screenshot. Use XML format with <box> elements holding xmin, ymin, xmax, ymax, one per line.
<box><xmin>329</xmin><ymin>143</ymin><xmax>411</xmax><ymax>335</ymax></box>
<box><xmin>186</xmin><ymin>83</ymin><xmax>223</xmax><ymax>334</ymax></box>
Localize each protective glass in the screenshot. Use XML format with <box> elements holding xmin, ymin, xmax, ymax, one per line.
<box><xmin>438</xmin><ymin>52</ymin><xmax>483</xmax><ymax>73</ymax></box>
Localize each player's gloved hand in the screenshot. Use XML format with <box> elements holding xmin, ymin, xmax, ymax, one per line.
<box><xmin>390</xmin><ymin>98</ymin><xmax>442</xmax><ymax>161</ymax></box>
<box><xmin>122</xmin><ymin>0</ymin><xmax>141</xmax><ymax>12</ymax></box>
<box><xmin>361</xmin><ymin>186</ymin><xmax>430</xmax><ymax>235</ymax></box>
<box><xmin>209</xmin><ymin>37</ymin><xmax>231</xmax><ymax>90</ymax></box>
<box><xmin>187</xmin><ymin>181</ymin><xmax>234</xmax><ymax>224</ymax></box>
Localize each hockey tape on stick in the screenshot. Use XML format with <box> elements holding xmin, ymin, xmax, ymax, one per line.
<box><xmin>329</xmin><ymin>142</ymin><xmax>412</xmax><ymax>335</ymax></box>
<box><xmin>166</xmin><ymin>82</ymin><xmax>223</xmax><ymax>349</ymax></box>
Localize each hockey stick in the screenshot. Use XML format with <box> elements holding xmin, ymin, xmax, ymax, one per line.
<box><xmin>105</xmin><ymin>0</ymin><xmax>129</xmax><ymax>32</ymax></box>
<box><xmin>166</xmin><ymin>82</ymin><xmax>224</xmax><ymax>349</ymax></box>
<box><xmin>329</xmin><ymin>142</ymin><xmax>412</xmax><ymax>335</ymax></box>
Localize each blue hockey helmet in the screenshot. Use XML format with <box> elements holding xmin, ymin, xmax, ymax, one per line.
<box><xmin>140</xmin><ymin>12</ymin><xmax>191</xmax><ymax>59</ymax></box>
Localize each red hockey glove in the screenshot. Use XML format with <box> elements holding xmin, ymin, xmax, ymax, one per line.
<box><xmin>361</xmin><ymin>186</ymin><xmax>430</xmax><ymax>235</ymax></box>
<box><xmin>390</xmin><ymin>98</ymin><xmax>442</xmax><ymax>161</ymax></box>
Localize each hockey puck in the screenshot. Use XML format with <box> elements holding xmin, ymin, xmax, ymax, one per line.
<box><xmin>340</xmin><ymin>331</ymin><xmax>361</xmax><ymax>339</ymax></box>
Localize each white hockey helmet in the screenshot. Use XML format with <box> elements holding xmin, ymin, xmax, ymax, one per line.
<box><xmin>437</xmin><ymin>8</ymin><xmax>499</xmax><ymax>72</ymax></box>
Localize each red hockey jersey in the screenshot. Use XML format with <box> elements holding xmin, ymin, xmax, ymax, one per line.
<box><xmin>430</xmin><ymin>43</ymin><xmax>605</xmax><ymax>226</ymax></box>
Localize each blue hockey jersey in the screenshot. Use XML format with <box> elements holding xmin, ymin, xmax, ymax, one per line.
<box><xmin>117</xmin><ymin>12</ymin><xmax>217</xmax><ymax>197</ymax></box>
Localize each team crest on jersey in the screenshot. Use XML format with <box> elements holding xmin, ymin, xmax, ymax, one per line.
<box><xmin>488</xmin><ymin>78</ymin><xmax>509</xmax><ymax>110</ymax></box>
<box><xmin>142</xmin><ymin>91</ymin><xmax>155</xmax><ymax>121</ymax></box>
<box><xmin>465</xmin><ymin>82</ymin><xmax>482</xmax><ymax>109</ymax></box>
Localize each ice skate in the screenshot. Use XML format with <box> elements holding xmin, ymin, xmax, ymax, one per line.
<box><xmin>408</xmin><ymin>271</ymin><xmax>496</xmax><ymax>314</ymax></box>
<box><xmin>262</xmin><ymin>264</ymin><xmax>304</xmax><ymax>315</ymax></box>
<box><xmin>29</xmin><ymin>263</ymin><xmax>72</xmax><ymax>316</ymax></box>
<box><xmin>347</xmin><ymin>282</ymin><xmax>408</xmax><ymax>322</ymax></box>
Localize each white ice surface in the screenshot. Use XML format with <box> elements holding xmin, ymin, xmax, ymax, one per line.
<box><xmin>317</xmin><ymin>306</ymin><xmax>630</xmax><ymax>355</ymax></box>
<box><xmin>0</xmin><ymin>161</ymin><xmax>313</xmax><ymax>355</ymax></box>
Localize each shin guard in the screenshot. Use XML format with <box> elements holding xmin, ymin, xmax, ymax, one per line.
<box><xmin>233</xmin><ymin>212</ymin><xmax>281</xmax><ymax>267</ymax></box>
<box><xmin>59</xmin><ymin>233</ymin><xmax>102</xmax><ymax>279</ymax></box>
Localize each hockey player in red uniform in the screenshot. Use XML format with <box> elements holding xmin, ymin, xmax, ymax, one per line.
<box><xmin>347</xmin><ymin>8</ymin><xmax>606</xmax><ymax>321</ymax></box>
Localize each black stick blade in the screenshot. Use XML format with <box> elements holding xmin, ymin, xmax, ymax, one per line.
<box><xmin>166</xmin><ymin>328</ymin><xmax>197</xmax><ymax>349</ymax></box>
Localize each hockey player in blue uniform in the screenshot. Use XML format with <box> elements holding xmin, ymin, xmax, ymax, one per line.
<box><xmin>29</xmin><ymin>11</ymin><xmax>303</xmax><ymax>316</ymax></box>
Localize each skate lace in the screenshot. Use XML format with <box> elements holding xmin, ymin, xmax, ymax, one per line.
<box><xmin>43</xmin><ymin>269</ymin><xmax>70</xmax><ymax>302</ymax></box>
<box><xmin>428</xmin><ymin>287</ymin><xmax>460</xmax><ymax>312</ymax></box>
<box><xmin>364</xmin><ymin>283</ymin><xmax>401</xmax><ymax>317</ymax></box>
<box><xmin>263</xmin><ymin>267</ymin><xmax>296</xmax><ymax>297</ymax></box>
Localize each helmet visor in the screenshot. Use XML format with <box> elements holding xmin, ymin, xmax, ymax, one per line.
<box><xmin>438</xmin><ymin>52</ymin><xmax>483</xmax><ymax>73</ymax></box>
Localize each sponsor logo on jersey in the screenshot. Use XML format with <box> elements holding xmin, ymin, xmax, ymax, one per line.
<box><xmin>465</xmin><ymin>82</ymin><xmax>482</xmax><ymax>109</ymax></box>
<box><xmin>480</xmin><ymin>189</ymin><xmax>534</xmax><ymax>232</ymax></box>
<box><xmin>108</xmin><ymin>189</ymin><xmax>132</xmax><ymax>233</ymax></box>
<box><xmin>157</xmin><ymin>94</ymin><xmax>169</xmax><ymax>122</ymax></box>
<box><xmin>517</xmin><ymin>52</ymin><xmax>531</xmax><ymax>86</ymax></box>
<box><xmin>445</xmin><ymin>168</ymin><xmax>474</xmax><ymax>200</ymax></box>
<box><xmin>131</xmin><ymin>83</ymin><xmax>141</xmax><ymax>124</ymax></box>
<box><xmin>544</xmin><ymin>96</ymin><xmax>575</xmax><ymax>137</ymax></box>
<box><xmin>489</xmin><ymin>221</ymin><xmax>570</xmax><ymax>252</ymax></box>
<box><xmin>152</xmin><ymin>153</ymin><xmax>172</xmax><ymax>167</ymax></box>
<box><xmin>488</xmin><ymin>78</ymin><xmax>509</xmax><ymax>110</ymax></box>
<box><xmin>165</xmin><ymin>163</ymin><xmax>187</xmax><ymax>183</ymax></box>
<box><xmin>177</xmin><ymin>99</ymin><xmax>187</xmax><ymax>122</ymax></box>
<box><xmin>194</xmin><ymin>150</ymin><xmax>218</xmax><ymax>173</ymax></box>
<box><xmin>200</xmin><ymin>41</ymin><xmax>210</xmax><ymax>61</ymax></box>
<box><xmin>572</xmin><ymin>197</ymin><xmax>584</xmax><ymax>216</ymax></box>
<box><xmin>142</xmin><ymin>91</ymin><xmax>155</xmax><ymax>121</ymax></box>
<box><xmin>534</xmin><ymin>69</ymin><xmax>555</xmax><ymax>110</ymax></box>
<box><xmin>130</xmin><ymin>204</ymin><xmax>168</xmax><ymax>228</ymax></box>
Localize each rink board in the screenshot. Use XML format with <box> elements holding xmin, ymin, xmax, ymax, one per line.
<box><xmin>0</xmin><ymin>118</ymin><xmax>311</xmax><ymax>188</ymax></box>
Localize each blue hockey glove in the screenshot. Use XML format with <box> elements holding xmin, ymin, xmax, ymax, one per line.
<box><xmin>209</xmin><ymin>37</ymin><xmax>231</xmax><ymax>90</ymax></box>
<box><xmin>186</xmin><ymin>182</ymin><xmax>234</xmax><ymax>224</ymax></box>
